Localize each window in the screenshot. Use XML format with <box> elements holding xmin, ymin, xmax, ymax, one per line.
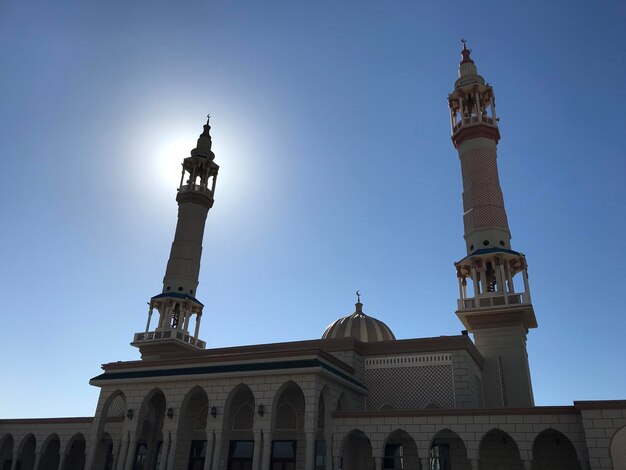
<box><xmin>270</xmin><ymin>440</ymin><xmax>297</xmax><ymax>470</ymax></box>
<box><xmin>315</xmin><ymin>440</ymin><xmax>326</xmax><ymax>470</ymax></box>
<box><xmin>430</xmin><ymin>443</ymin><xmax>450</xmax><ymax>470</ymax></box>
<box><xmin>187</xmin><ymin>440</ymin><xmax>207</xmax><ymax>470</ymax></box>
<box><xmin>132</xmin><ymin>443</ymin><xmax>147</xmax><ymax>470</ymax></box>
<box><xmin>227</xmin><ymin>441</ymin><xmax>254</xmax><ymax>470</ymax></box>
<box><xmin>383</xmin><ymin>444</ymin><xmax>403</xmax><ymax>469</ymax></box>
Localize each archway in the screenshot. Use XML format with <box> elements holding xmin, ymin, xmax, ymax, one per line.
<box><xmin>270</xmin><ymin>381</ymin><xmax>305</xmax><ymax>470</ymax></box>
<box><xmin>39</xmin><ymin>434</ymin><xmax>60</xmax><ymax>470</ymax></box>
<box><xmin>0</xmin><ymin>434</ymin><xmax>14</xmax><ymax>470</ymax></box>
<box><xmin>383</xmin><ymin>429</ymin><xmax>419</xmax><ymax>469</ymax></box>
<box><xmin>133</xmin><ymin>389</ymin><xmax>166</xmax><ymax>470</ymax></box>
<box><xmin>91</xmin><ymin>432</ymin><xmax>114</xmax><ymax>470</ymax></box>
<box><xmin>430</xmin><ymin>429</ymin><xmax>470</xmax><ymax>470</ymax></box>
<box><xmin>532</xmin><ymin>428</ymin><xmax>580</xmax><ymax>469</ymax></box>
<box><xmin>610</xmin><ymin>426</ymin><xmax>626</xmax><ymax>470</ymax></box>
<box><xmin>479</xmin><ymin>429</ymin><xmax>522</xmax><ymax>470</ymax></box>
<box><xmin>223</xmin><ymin>383</ymin><xmax>256</xmax><ymax>470</ymax></box>
<box><xmin>341</xmin><ymin>430</ymin><xmax>374</xmax><ymax>470</ymax></box>
<box><xmin>63</xmin><ymin>433</ymin><xmax>86</xmax><ymax>470</ymax></box>
<box><xmin>174</xmin><ymin>386</ymin><xmax>210</xmax><ymax>470</ymax></box>
<box><xmin>16</xmin><ymin>434</ymin><xmax>36</xmax><ymax>470</ymax></box>
<box><xmin>314</xmin><ymin>387</ymin><xmax>332</xmax><ymax>470</ymax></box>
<box><xmin>94</xmin><ymin>391</ymin><xmax>126</xmax><ymax>470</ymax></box>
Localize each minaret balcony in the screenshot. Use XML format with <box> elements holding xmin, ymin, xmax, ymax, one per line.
<box><xmin>452</xmin><ymin>115</ymin><xmax>497</xmax><ymax>134</ymax></box>
<box><xmin>457</xmin><ymin>291</ymin><xmax>531</xmax><ymax>311</ymax></box>
<box><xmin>179</xmin><ymin>183</ymin><xmax>213</xmax><ymax>195</ymax></box>
<box><xmin>133</xmin><ymin>327</ymin><xmax>206</xmax><ymax>349</ymax></box>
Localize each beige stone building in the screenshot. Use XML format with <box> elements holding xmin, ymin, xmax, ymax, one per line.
<box><xmin>1</xmin><ymin>46</ymin><xmax>625</xmax><ymax>470</ymax></box>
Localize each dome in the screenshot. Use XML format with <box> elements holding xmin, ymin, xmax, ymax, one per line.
<box><xmin>322</xmin><ymin>301</ymin><xmax>396</xmax><ymax>342</ymax></box>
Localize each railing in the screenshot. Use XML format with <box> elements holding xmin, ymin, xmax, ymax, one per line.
<box><xmin>452</xmin><ymin>115</ymin><xmax>496</xmax><ymax>133</ymax></box>
<box><xmin>133</xmin><ymin>330</ymin><xmax>206</xmax><ymax>349</ymax></box>
<box><xmin>458</xmin><ymin>292</ymin><xmax>529</xmax><ymax>310</ymax></box>
<box><xmin>179</xmin><ymin>184</ymin><xmax>213</xmax><ymax>194</ymax></box>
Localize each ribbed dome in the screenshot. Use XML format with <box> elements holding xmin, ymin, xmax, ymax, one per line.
<box><xmin>322</xmin><ymin>302</ymin><xmax>396</xmax><ymax>342</ymax></box>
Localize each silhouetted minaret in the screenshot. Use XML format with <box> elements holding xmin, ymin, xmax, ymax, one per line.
<box><xmin>448</xmin><ymin>43</ymin><xmax>537</xmax><ymax>407</ymax></box>
<box><xmin>132</xmin><ymin>117</ymin><xmax>219</xmax><ymax>358</ymax></box>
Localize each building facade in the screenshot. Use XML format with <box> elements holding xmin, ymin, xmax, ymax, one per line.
<box><xmin>1</xmin><ymin>47</ymin><xmax>625</xmax><ymax>470</ymax></box>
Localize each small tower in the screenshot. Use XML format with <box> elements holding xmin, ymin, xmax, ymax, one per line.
<box><xmin>448</xmin><ymin>43</ymin><xmax>537</xmax><ymax>407</ymax></box>
<box><xmin>132</xmin><ymin>117</ymin><xmax>219</xmax><ymax>358</ymax></box>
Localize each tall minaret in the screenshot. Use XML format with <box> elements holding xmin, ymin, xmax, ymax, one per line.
<box><xmin>132</xmin><ymin>117</ymin><xmax>219</xmax><ymax>358</ymax></box>
<box><xmin>448</xmin><ymin>43</ymin><xmax>537</xmax><ymax>407</ymax></box>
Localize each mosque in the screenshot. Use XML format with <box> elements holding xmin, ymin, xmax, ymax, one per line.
<box><xmin>1</xmin><ymin>46</ymin><xmax>625</xmax><ymax>470</ymax></box>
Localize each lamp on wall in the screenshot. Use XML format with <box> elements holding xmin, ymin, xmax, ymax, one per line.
<box><xmin>257</xmin><ymin>404</ymin><xmax>264</xmax><ymax>417</ymax></box>
<box><xmin>126</xmin><ymin>409</ymin><xmax>133</xmax><ymax>420</ymax></box>
<box><xmin>210</xmin><ymin>406</ymin><xmax>217</xmax><ymax>418</ymax></box>
<box><xmin>167</xmin><ymin>407</ymin><xmax>174</xmax><ymax>419</ymax></box>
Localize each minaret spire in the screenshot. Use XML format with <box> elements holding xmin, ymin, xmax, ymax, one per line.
<box><xmin>132</xmin><ymin>117</ymin><xmax>220</xmax><ymax>358</ymax></box>
<box><xmin>448</xmin><ymin>48</ymin><xmax>537</xmax><ymax>408</ymax></box>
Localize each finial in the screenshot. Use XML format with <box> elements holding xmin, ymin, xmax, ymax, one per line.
<box><xmin>356</xmin><ymin>290</ymin><xmax>361</xmax><ymax>303</ymax></box>
<box><xmin>460</xmin><ymin>38</ymin><xmax>474</xmax><ymax>65</ymax></box>
<box><xmin>206</xmin><ymin>113</ymin><xmax>211</xmax><ymax>125</ymax></box>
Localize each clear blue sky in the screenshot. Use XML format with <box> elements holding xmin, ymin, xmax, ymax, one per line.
<box><xmin>1</xmin><ymin>0</ymin><xmax>624</xmax><ymax>418</ymax></box>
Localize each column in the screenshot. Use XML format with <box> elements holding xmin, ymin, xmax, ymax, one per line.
<box><xmin>523</xmin><ymin>460</ymin><xmax>532</xmax><ymax>470</ymax></box>
<box><xmin>324</xmin><ymin>433</ymin><xmax>332</xmax><ymax>470</ymax></box>
<box><xmin>57</xmin><ymin>452</ymin><xmax>68</xmax><ymax>470</ymax></box>
<box><xmin>490</xmin><ymin>96</ymin><xmax>497</xmax><ymax>120</ymax></box>
<box><xmin>123</xmin><ymin>432</ymin><xmax>137</xmax><ymax>470</ymax></box>
<box><xmin>522</xmin><ymin>268</ymin><xmax>530</xmax><ymax>295</ymax></box>
<box><xmin>32</xmin><ymin>452</ymin><xmax>42</xmax><ymax>470</ymax></box>
<box><xmin>211</xmin><ymin>432</ymin><xmax>222</xmax><ymax>470</ymax></box>
<box><xmin>183</xmin><ymin>311</ymin><xmax>191</xmax><ymax>332</ymax></box>
<box><xmin>374</xmin><ymin>456</ymin><xmax>382</xmax><ymax>469</ymax></box>
<box><xmin>471</xmin><ymin>267</ymin><xmax>480</xmax><ymax>299</ymax></box>
<box><xmin>203</xmin><ymin>432</ymin><xmax>214</xmax><ymax>470</ymax></box>
<box><xmin>261</xmin><ymin>435</ymin><xmax>272</xmax><ymax>470</ymax></box>
<box><xmin>304</xmin><ymin>431</ymin><xmax>316</xmax><ymax>470</ymax></box>
<box><xmin>470</xmin><ymin>458</ymin><xmax>479</xmax><ymax>470</ymax></box>
<box><xmin>145</xmin><ymin>306</ymin><xmax>153</xmax><ymax>334</ymax></box>
<box><xmin>166</xmin><ymin>432</ymin><xmax>177</xmax><ymax>470</ymax></box>
<box><xmin>111</xmin><ymin>438</ymin><xmax>123</xmax><ymax>470</ymax></box>
<box><xmin>333</xmin><ymin>456</ymin><xmax>341</xmax><ymax>470</ymax></box>
<box><xmin>251</xmin><ymin>431</ymin><xmax>262</xmax><ymax>470</ymax></box>
<box><xmin>419</xmin><ymin>457</ymin><xmax>429</xmax><ymax>470</ymax></box>
<box><xmin>194</xmin><ymin>313</ymin><xmax>202</xmax><ymax>340</ymax></box>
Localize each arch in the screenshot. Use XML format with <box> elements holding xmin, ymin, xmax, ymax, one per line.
<box><xmin>341</xmin><ymin>429</ymin><xmax>374</xmax><ymax>470</ymax></box>
<box><xmin>222</xmin><ymin>383</ymin><xmax>257</xmax><ymax>470</ymax></box>
<box><xmin>531</xmin><ymin>428</ymin><xmax>581</xmax><ymax>469</ymax></box>
<box><xmin>382</xmin><ymin>429</ymin><xmax>419</xmax><ymax>470</ymax></box>
<box><xmin>16</xmin><ymin>434</ymin><xmax>36</xmax><ymax>470</ymax></box>
<box><xmin>430</xmin><ymin>428</ymin><xmax>470</xmax><ymax>470</ymax></box>
<box><xmin>62</xmin><ymin>433</ymin><xmax>86</xmax><ymax>470</ymax></box>
<box><xmin>478</xmin><ymin>428</ymin><xmax>523</xmax><ymax>470</ymax></box>
<box><xmin>0</xmin><ymin>434</ymin><xmax>14</xmax><ymax>470</ymax></box>
<box><xmin>134</xmin><ymin>388</ymin><xmax>166</xmax><ymax>470</ymax></box>
<box><xmin>610</xmin><ymin>426</ymin><xmax>626</xmax><ymax>470</ymax></box>
<box><xmin>92</xmin><ymin>390</ymin><xmax>126</xmax><ymax>470</ymax></box>
<box><xmin>39</xmin><ymin>434</ymin><xmax>61</xmax><ymax>470</ymax></box>
<box><xmin>269</xmin><ymin>381</ymin><xmax>306</xmax><ymax>469</ymax></box>
<box><xmin>172</xmin><ymin>386</ymin><xmax>210</xmax><ymax>470</ymax></box>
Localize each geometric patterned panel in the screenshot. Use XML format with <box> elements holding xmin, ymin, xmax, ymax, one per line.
<box><xmin>195</xmin><ymin>405</ymin><xmax>208</xmax><ymax>431</ymax></box>
<box><xmin>106</xmin><ymin>394</ymin><xmax>126</xmax><ymax>418</ymax></box>
<box><xmin>275</xmin><ymin>403</ymin><xmax>297</xmax><ymax>430</ymax></box>
<box><xmin>365</xmin><ymin>365</ymin><xmax>455</xmax><ymax>410</ymax></box>
<box><xmin>460</xmin><ymin>147</ymin><xmax>509</xmax><ymax>233</ymax></box>
<box><xmin>232</xmin><ymin>404</ymin><xmax>254</xmax><ymax>430</ymax></box>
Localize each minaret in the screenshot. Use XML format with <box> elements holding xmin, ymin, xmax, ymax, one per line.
<box><xmin>448</xmin><ymin>43</ymin><xmax>537</xmax><ymax>407</ymax></box>
<box><xmin>132</xmin><ymin>117</ymin><xmax>219</xmax><ymax>358</ymax></box>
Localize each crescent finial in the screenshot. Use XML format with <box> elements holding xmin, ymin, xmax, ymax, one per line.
<box><xmin>356</xmin><ymin>290</ymin><xmax>361</xmax><ymax>303</ymax></box>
